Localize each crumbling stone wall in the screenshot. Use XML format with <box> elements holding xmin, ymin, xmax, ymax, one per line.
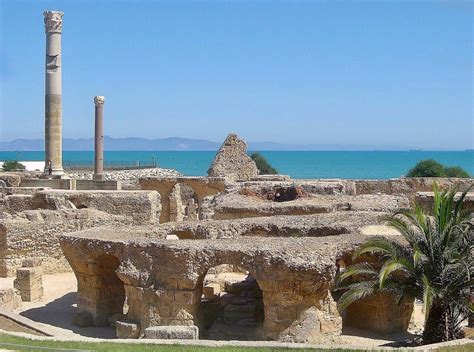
<box><xmin>3</xmin><ymin>190</ymin><xmax>161</xmax><ymax>224</ymax></box>
<box><xmin>0</xmin><ymin>209</ymin><xmax>131</xmax><ymax>277</ymax></box>
<box><xmin>207</xmin><ymin>134</ymin><xmax>258</xmax><ymax>181</ymax></box>
<box><xmin>139</xmin><ymin>177</ymin><xmax>225</xmax><ymax>223</ymax></box>
<box><xmin>354</xmin><ymin>178</ymin><xmax>473</xmax><ymax>198</ymax></box>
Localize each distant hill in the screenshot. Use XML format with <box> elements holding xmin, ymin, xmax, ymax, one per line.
<box><xmin>0</xmin><ymin>136</ymin><xmax>414</xmax><ymax>151</ymax></box>
<box><xmin>0</xmin><ymin>137</ymin><xmax>220</xmax><ymax>151</ymax></box>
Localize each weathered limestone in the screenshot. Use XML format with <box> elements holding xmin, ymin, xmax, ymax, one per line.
<box><xmin>0</xmin><ymin>209</ymin><xmax>131</xmax><ymax>277</ymax></box>
<box><xmin>344</xmin><ymin>293</ymin><xmax>414</xmax><ymax>334</ymax></box>
<box><xmin>44</xmin><ymin>11</ymin><xmax>64</xmax><ymax>176</ymax></box>
<box><xmin>212</xmin><ymin>189</ymin><xmax>409</xmax><ymax>220</ymax></box>
<box><xmin>144</xmin><ymin>325</ymin><xmax>199</xmax><ymax>339</ymax></box>
<box><xmin>59</xmin><ymin>221</ymin><xmax>369</xmax><ymax>341</ymax></box>
<box><xmin>0</xmin><ymin>173</ymin><xmax>21</xmax><ymax>188</ymax></box>
<box><xmin>416</xmin><ymin>191</ymin><xmax>474</xmax><ymax>213</ymax></box>
<box><xmin>0</xmin><ymin>289</ymin><xmax>22</xmax><ymax>310</ymax></box>
<box><xmin>14</xmin><ymin>260</ymin><xmax>44</xmax><ymax>302</ymax></box>
<box><xmin>20</xmin><ymin>178</ymin><xmax>75</xmax><ymax>190</ymax></box>
<box><xmin>139</xmin><ymin>177</ymin><xmax>225</xmax><ymax>223</ymax></box>
<box><xmin>19</xmin><ymin>178</ymin><xmax>121</xmax><ymax>191</ymax></box>
<box><xmin>203</xmin><ymin>283</ymin><xmax>221</xmax><ymax>300</ymax></box>
<box><xmin>354</xmin><ymin>178</ymin><xmax>473</xmax><ymax>198</ymax></box>
<box><xmin>169</xmin><ymin>184</ymin><xmax>184</xmax><ymax>222</ymax></box>
<box><xmin>208</xmin><ymin>134</ymin><xmax>258</xmax><ymax>181</ymax></box>
<box><xmin>94</xmin><ymin>96</ymin><xmax>105</xmax><ymax>180</ymax></box>
<box><xmin>116</xmin><ymin>320</ymin><xmax>141</xmax><ymax>338</ymax></box>
<box><xmin>31</xmin><ymin>190</ymin><xmax>160</xmax><ymax>224</ymax></box>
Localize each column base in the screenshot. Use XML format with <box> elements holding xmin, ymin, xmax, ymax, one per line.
<box><xmin>93</xmin><ymin>174</ymin><xmax>104</xmax><ymax>180</ymax></box>
<box><xmin>43</xmin><ymin>168</ymin><xmax>67</xmax><ymax>178</ymax></box>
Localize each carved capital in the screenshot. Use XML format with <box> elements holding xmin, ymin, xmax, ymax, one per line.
<box><xmin>44</xmin><ymin>11</ymin><xmax>64</xmax><ymax>33</ymax></box>
<box><xmin>94</xmin><ymin>96</ymin><xmax>105</xmax><ymax>106</ymax></box>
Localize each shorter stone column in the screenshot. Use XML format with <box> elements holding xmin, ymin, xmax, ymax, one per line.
<box><xmin>14</xmin><ymin>259</ymin><xmax>44</xmax><ymax>302</ymax></box>
<box><xmin>93</xmin><ymin>96</ymin><xmax>105</xmax><ymax>180</ymax></box>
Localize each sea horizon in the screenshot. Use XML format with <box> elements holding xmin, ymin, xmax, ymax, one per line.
<box><xmin>1</xmin><ymin>150</ymin><xmax>472</xmax><ymax>180</ymax></box>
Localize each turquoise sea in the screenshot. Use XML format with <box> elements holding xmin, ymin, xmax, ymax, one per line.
<box><xmin>0</xmin><ymin>151</ymin><xmax>472</xmax><ymax>179</ymax></box>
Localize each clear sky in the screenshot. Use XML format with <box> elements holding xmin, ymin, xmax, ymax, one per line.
<box><xmin>0</xmin><ymin>0</ymin><xmax>472</xmax><ymax>149</ymax></box>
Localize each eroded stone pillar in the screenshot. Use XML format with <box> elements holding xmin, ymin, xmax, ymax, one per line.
<box><xmin>44</xmin><ymin>11</ymin><xmax>64</xmax><ymax>176</ymax></box>
<box><xmin>93</xmin><ymin>96</ymin><xmax>105</xmax><ymax>180</ymax></box>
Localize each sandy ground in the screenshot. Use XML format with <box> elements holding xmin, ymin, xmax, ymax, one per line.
<box><xmin>0</xmin><ymin>273</ymin><xmax>426</xmax><ymax>346</ymax></box>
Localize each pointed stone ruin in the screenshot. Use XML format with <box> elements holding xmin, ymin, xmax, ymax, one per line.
<box><xmin>208</xmin><ymin>134</ymin><xmax>258</xmax><ymax>181</ymax></box>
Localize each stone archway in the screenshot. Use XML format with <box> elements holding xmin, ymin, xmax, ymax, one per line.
<box><xmin>76</xmin><ymin>254</ymin><xmax>126</xmax><ymax>326</ymax></box>
<box><xmin>198</xmin><ymin>264</ymin><xmax>264</xmax><ymax>340</ymax></box>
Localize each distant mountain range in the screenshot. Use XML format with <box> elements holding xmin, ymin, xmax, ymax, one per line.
<box><xmin>0</xmin><ymin>136</ymin><xmax>419</xmax><ymax>151</ymax></box>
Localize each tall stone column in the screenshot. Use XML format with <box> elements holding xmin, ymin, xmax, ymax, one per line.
<box><xmin>93</xmin><ymin>96</ymin><xmax>105</xmax><ymax>180</ymax></box>
<box><xmin>44</xmin><ymin>11</ymin><xmax>64</xmax><ymax>176</ymax></box>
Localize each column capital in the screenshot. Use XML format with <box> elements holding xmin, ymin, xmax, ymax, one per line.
<box><xmin>44</xmin><ymin>11</ymin><xmax>64</xmax><ymax>33</ymax></box>
<box><xmin>94</xmin><ymin>96</ymin><xmax>105</xmax><ymax>106</ymax></box>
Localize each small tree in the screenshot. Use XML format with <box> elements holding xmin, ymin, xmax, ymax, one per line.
<box><xmin>407</xmin><ymin>159</ymin><xmax>470</xmax><ymax>178</ymax></box>
<box><xmin>336</xmin><ymin>185</ymin><xmax>473</xmax><ymax>344</ymax></box>
<box><xmin>250</xmin><ymin>152</ymin><xmax>278</xmax><ymax>175</ymax></box>
<box><xmin>407</xmin><ymin>159</ymin><xmax>446</xmax><ymax>177</ymax></box>
<box><xmin>2</xmin><ymin>160</ymin><xmax>26</xmax><ymax>172</ymax></box>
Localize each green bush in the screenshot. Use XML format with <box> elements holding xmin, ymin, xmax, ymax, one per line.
<box><xmin>445</xmin><ymin>166</ymin><xmax>470</xmax><ymax>178</ymax></box>
<box><xmin>2</xmin><ymin>160</ymin><xmax>26</xmax><ymax>172</ymax></box>
<box><xmin>407</xmin><ymin>159</ymin><xmax>470</xmax><ymax>178</ymax></box>
<box><xmin>250</xmin><ymin>152</ymin><xmax>278</xmax><ymax>175</ymax></box>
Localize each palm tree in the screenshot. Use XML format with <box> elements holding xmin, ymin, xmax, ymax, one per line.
<box><xmin>336</xmin><ymin>184</ymin><xmax>473</xmax><ymax>344</ymax></box>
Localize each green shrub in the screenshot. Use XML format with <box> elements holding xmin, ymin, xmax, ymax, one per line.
<box><xmin>2</xmin><ymin>160</ymin><xmax>26</xmax><ymax>172</ymax></box>
<box><xmin>250</xmin><ymin>152</ymin><xmax>278</xmax><ymax>175</ymax></box>
<box><xmin>445</xmin><ymin>166</ymin><xmax>470</xmax><ymax>178</ymax></box>
<box><xmin>407</xmin><ymin>159</ymin><xmax>470</xmax><ymax>178</ymax></box>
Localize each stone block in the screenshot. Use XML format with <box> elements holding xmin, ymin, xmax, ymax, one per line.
<box><xmin>203</xmin><ymin>283</ymin><xmax>220</xmax><ymax>300</ymax></box>
<box><xmin>73</xmin><ymin>311</ymin><xmax>93</xmax><ymax>327</ymax></box>
<box><xmin>144</xmin><ymin>325</ymin><xmax>199</xmax><ymax>339</ymax></box>
<box><xmin>116</xmin><ymin>320</ymin><xmax>140</xmax><ymax>338</ymax></box>
<box><xmin>13</xmin><ymin>267</ymin><xmax>43</xmax><ymax>302</ymax></box>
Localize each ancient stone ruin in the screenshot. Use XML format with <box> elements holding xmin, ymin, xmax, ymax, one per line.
<box><xmin>208</xmin><ymin>133</ymin><xmax>258</xmax><ymax>181</ymax></box>
<box><xmin>0</xmin><ymin>9</ymin><xmax>472</xmax><ymax>348</ymax></box>
<box><xmin>2</xmin><ymin>156</ymin><xmax>471</xmax><ymax>343</ymax></box>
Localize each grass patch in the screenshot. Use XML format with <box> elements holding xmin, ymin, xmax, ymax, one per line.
<box><xmin>1</xmin><ymin>333</ymin><xmax>472</xmax><ymax>351</ymax></box>
<box><xmin>438</xmin><ymin>344</ymin><xmax>474</xmax><ymax>352</ymax></box>
<box><xmin>0</xmin><ymin>333</ymin><xmax>351</xmax><ymax>352</ymax></box>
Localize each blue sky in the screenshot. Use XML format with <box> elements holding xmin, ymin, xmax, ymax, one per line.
<box><xmin>0</xmin><ymin>0</ymin><xmax>472</xmax><ymax>149</ymax></box>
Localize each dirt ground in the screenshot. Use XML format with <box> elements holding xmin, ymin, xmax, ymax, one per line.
<box><xmin>1</xmin><ymin>273</ymin><xmax>427</xmax><ymax>346</ymax></box>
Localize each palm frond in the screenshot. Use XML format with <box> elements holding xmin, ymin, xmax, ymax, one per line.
<box><xmin>337</xmin><ymin>280</ymin><xmax>378</xmax><ymax>312</ymax></box>
<box><xmin>336</xmin><ymin>262</ymin><xmax>377</xmax><ymax>286</ymax></box>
